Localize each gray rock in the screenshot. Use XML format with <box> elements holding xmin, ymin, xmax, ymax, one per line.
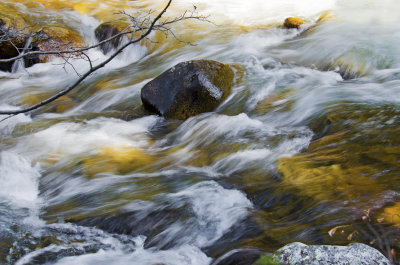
<box><xmin>276</xmin><ymin>242</ymin><xmax>391</xmax><ymax>265</ymax></box>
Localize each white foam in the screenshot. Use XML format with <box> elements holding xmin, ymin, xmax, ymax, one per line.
<box><xmin>18</xmin><ymin>116</ymin><xmax>160</xmax><ymax>161</ymax></box>
<box><xmin>335</xmin><ymin>0</ymin><xmax>400</xmax><ymax>24</ymax></box>
<box><xmin>170</xmin><ymin>113</ymin><xmax>272</xmax><ymax>146</ymax></box>
<box><xmin>158</xmin><ymin>181</ymin><xmax>252</xmax><ymax>248</ymax></box>
<box><xmin>53</xmin><ymin>245</ymin><xmax>210</xmax><ymax>265</ymax></box>
<box><xmin>172</xmin><ymin>0</ymin><xmax>337</xmax><ymax>26</ymax></box>
<box><xmin>0</xmin><ymin>151</ymin><xmax>40</xmax><ymax>209</ymax></box>
<box><xmin>51</xmin><ymin>234</ymin><xmax>210</xmax><ymax>265</ymax></box>
<box><xmin>212</xmin><ymin>149</ymin><xmax>272</xmax><ymax>175</ymax></box>
<box><xmin>0</xmin><ymin>105</ymin><xmax>32</xmax><ymax>135</ymax></box>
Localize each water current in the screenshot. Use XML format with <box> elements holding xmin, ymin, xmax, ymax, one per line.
<box><xmin>0</xmin><ymin>0</ymin><xmax>399</xmax><ymax>264</ymax></box>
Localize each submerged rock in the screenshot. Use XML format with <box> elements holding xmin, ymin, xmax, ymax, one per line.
<box><xmin>274</xmin><ymin>242</ymin><xmax>391</xmax><ymax>265</ymax></box>
<box><xmin>141</xmin><ymin>60</ymin><xmax>234</xmax><ymax>120</ymax></box>
<box><xmin>95</xmin><ymin>21</ymin><xmax>129</xmax><ymax>54</ymax></box>
<box><xmin>277</xmin><ymin>105</ymin><xmax>400</xmax><ymax>205</ymax></box>
<box><xmin>82</xmin><ymin>146</ymin><xmax>153</xmax><ymax>177</ymax></box>
<box><xmin>283</xmin><ymin>17</ymin><xmax>305</xmax><ymax>29</ymax></box>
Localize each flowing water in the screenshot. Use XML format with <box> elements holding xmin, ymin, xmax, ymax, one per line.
<box><xmin>1</xmin><ymin>0</ymin><xmax>400</xmax><ymax>264</ymax></box>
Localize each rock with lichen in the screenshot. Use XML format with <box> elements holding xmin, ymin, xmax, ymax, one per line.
<box><xmin>274</xmin><ymin>242</ymin><xmax>391</xmax><ymax>265</ymax></box>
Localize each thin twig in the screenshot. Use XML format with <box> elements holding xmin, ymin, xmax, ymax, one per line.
<box><xmin>0</xmin><ymin>0</ymin><xmax>173</xmax><ymax>115</ymax></box>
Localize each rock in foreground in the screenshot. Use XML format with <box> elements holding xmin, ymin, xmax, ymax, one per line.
<box><xmin>141</xmin><ymin>60</ymin><xmax>234</xmax><ymax>120</ymax></box>
<box><xmin>275</xmin><ymin>242</ymin><xmax>391</xmax><ymax>265</ymax></box>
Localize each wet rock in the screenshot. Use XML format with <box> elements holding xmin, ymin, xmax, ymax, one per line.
<box><xmin>0</xmin><ymin>29</ymin><xmax>38</xmax><ymax>72</ymax></box>
<box><xmin>275</xmin><ymin>242</ymin><xmax>390</xmax><ymax>265</ymax></box>
<box><xmin>283</xmin><ymin>17</ymin><xmax>305</xmax><ymax>29</ymax></box>
<box><xmin>0</xmin><ymin>8</ymin><xmax>39</xmax><ymax>71</ymax></box>
<box><xmin>36</xmin><ymin>26</ymin><xmax>86</xmax><ymax>63</ymax></box>
<box><xmin>211</xmin><ymin>248</ymin><xmax>264</xmax><ymax>265</ymax></box>
<box><xmin>0</xmin><ymin>2</ymin><xmax>86</xmax><ymax>71</ymax></box>
<box><xmin>95</xmin><ymin>21</ymin><xmax>129</xmax><ymax>54</ymax></box>
<box><xmin>141</xmin><ymin>60</ymin><xmax>234</xmax><ymax>120</ymax></box>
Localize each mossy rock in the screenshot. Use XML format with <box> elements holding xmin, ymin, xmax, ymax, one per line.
<box><xmin>94</xmin><ymin>21</ymin><xmax>130</xmax><ymax>54</ymax></box>
<box><xmin>0</xmin><ymin>3</ymin><xmax>39</xmax><ymax>71</ymax></box>
<box><xmin>283</xmin><ymin>17</ymin><xmax>306</xmax><ymax>29</ymax></box>
<box><xmin>141</xmin><ymin>60</ymin><xmax>235</xmax><ymax>120</ymax></box>
<box><xmin>0</xmin><ymin>2</ymin><xmax>86</xmax><ymax>70</ymax></box>
<box><xmin>36</xmin><ymin>25</ymin><xmax>86</xmax><ymax>63</ymax></box>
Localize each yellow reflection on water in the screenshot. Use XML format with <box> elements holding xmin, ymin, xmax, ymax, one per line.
<box><xmin>83</xmin><ymin>146</ymin><xmax>153</xmax><ymax>177</ymax></box>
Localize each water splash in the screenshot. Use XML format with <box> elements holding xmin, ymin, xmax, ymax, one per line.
<box><xmin>0</xmin><ymin>151</ymin><xmax>40</xmax><ymax>209</ymax></box>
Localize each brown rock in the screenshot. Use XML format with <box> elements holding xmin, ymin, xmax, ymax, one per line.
<box><xmin>0</xmin><ymin>2</ymin><xmax>86</xmax><ymax>71</ymax></box>
<box><xmin>36</xmin><ymin>26</ymin><xmax>86</xmax><ymax>63</ymax></box>
<box><xmin>284</xmin><ymin>17</ymin><xmax>306</xmax><ymax>29</ymax></box>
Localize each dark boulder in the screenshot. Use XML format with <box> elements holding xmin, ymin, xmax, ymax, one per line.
<box><xmin>141</xmin><ymin>60</ymin><xmax>234</xmax><ymax>120</ymax></box>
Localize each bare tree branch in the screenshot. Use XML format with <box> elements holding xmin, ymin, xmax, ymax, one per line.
<box><xmin>0</xmin><ymin>0</ymin><xmax>209</xmax><ymax>117</ymax></box>
<box><xmin>0</xmin><ymin>4</ymin><xmax>209</xmax><ymax>64</ymax></box>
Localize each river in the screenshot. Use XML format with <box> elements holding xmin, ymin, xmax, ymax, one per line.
<box><xmin>0</xmin><ymin>0</ymin><xmax>399</xmax><ymax>264</ymax></box>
